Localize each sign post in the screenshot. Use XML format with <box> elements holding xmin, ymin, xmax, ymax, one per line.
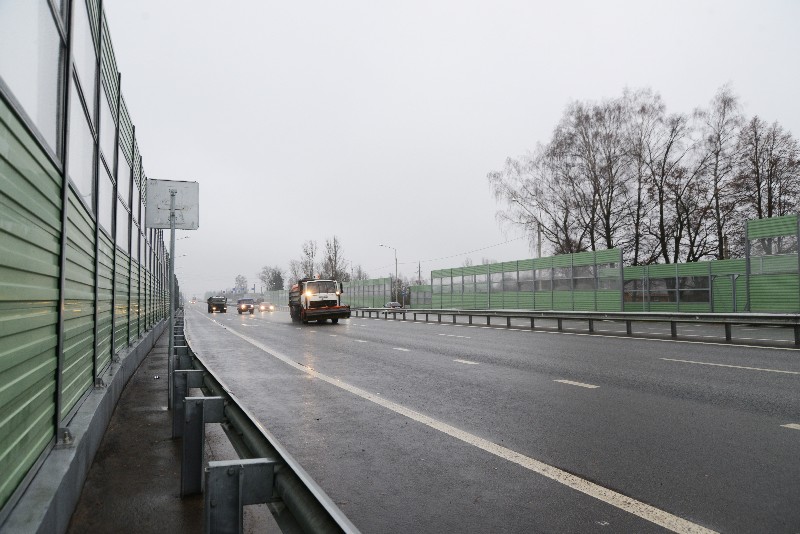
<box><xmin>145</xmin><ymin>179</ymin><xmax>199</xmax><ymax>410</ymax></box>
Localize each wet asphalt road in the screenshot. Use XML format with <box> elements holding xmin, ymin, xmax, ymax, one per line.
<box><xmin>185</xmin><ymin>305</ymin><xmax>800</xmax><ymax>533</ymax></box>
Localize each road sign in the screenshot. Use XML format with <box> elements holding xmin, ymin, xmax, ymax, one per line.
<box><xmin>145</xmin><ymin>179</ymin><xmax>199</xmax><ymax>229</ymax></box>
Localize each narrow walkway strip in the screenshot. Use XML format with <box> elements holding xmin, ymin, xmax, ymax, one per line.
<box><xmin>207</xmin><ymin>314</ymin><xmax>717</xmax><ymax>534</ymax></box>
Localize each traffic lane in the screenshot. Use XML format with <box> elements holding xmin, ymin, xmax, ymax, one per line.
<box><xmin>325</xmin><ymin>317</ymin><xmax>800</xmax><ymax>438</ymax></box>
<box><xmin>199</xmin><ymin>310</ymin><xmax>800</xmax><ymax>532</ymax></box>
<box><xmin>232</xmin><ymin>312</ymin><xmax>799</xmax><ymax>429</ymax></box>
<box><xmin>228</xmin><ymin>311</ymin><xmax>800</xmax><ymax>426</ymax></box>
<box><xmin>312</xmin><ymin>314</ymin><xmax>799</xmax><ymax>381</ymax></box>
<box><xmin>186</xmin><ymin>309</ymin><xmax>668</xmax><ymax>533</ymax></box>
<box><xmin>227</xmin><ymin>312</ymin><xmax>796</xmax><ymax>526</ymax></box>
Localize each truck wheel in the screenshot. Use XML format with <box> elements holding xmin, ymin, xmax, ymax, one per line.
<box><xmin>301</xmin><ymin>310</ymin><xmax>308</xmax><ymax>324</ymax></box>
<box><xmin>249</xmin><ymin>309</ymin><xmax>254</xmax><ymax>314</ymax></box>
<box><xmin>238</xmin><ymin>309</ymin><xmax>242</xmax><ymax>314</ymax></box>
<box><xmin>208</xmin><ymin>308</ymin><xmax>212</xmax><ymax>313</ymax></box>
<box><xmin>331</xmin><ymin>318</ymin><xmax>339</xmax><ymax>324</ymax></box>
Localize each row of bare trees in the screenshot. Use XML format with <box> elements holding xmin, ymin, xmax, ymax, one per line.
<box><xmin>488</xmin><ymin>85</ymin><xmax>800</xmax><ymax>264</ymax></box>
<box><xmin>287</xmin><ymin>236</ymin><xmax>369</xmax><ymax>285</ymax></box>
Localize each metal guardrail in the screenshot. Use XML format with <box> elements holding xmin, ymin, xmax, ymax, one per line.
<box><xmin>170</xmin><ymin>316</ymin><xmax>360</xmax><ymax>534</ymax></box>
<box><xmin>353</xmin><ymin>307</ymin><xmax>800</xmax><ymax>346</ymax></box>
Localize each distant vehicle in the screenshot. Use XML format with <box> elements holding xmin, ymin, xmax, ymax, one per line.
<box><xmin>207</xmin><ymin>296</ymin><xmax>227</xmax><ymax>313</ymax></box>
<box><xmin>385</xmin><ymin>301</ymin><xmax>403</xmax><ymax>308</ymax></box>
<box><xmin>191</xmin><ymin>297</ymin><xmax>197</xmax><ymax>304</ymax></box>
<box><xmin>259</xmin><ymin>302</ymin><xmax>275</xmax><ymax>312</ymax></box>
<box><xmin>237</xmin><ymin>298</ymin><xmax>255</xmax><ymax>314</ymax></box>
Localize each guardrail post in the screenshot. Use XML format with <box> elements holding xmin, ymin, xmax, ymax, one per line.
<box><xmin>670</xmin><ymin>322</ymin><xmax>677</xmax><ymax>338</ymax></box>
<box><xmin>794</xmin><ymin>325</ymin><xmax>800</xmax><ymax>346</ymax></box>
<box><xmin>437</xmin><ymin>314</ymin><xmax>441</xmax><ymax>323</ymax></box>
<box><xmin>486</xmin><ymin>316</ymin><xmax>490</xmax><ymax>326</ymax></box>
<box><xmin>530</xmin><ymin>317</ymin><xmax>534</xmax><ymax>329</ymax></box>
<box><xmin>725</xmin><ymin>324</ymin><xmax>732</xmax><ymax>342</ymax></box>
<box><xmin>557</xmin><ymin>319</ymin><xmax>563</xmax><ymax>331</ymax></box>
<box><xmin>173</xmin><ymin>370</ymin><xmax>205</xmax><ymax>438</ymax></box>
<box><xmin>469</xmin><ymin>316</ymin><xmax>473</xmax><ymax>325</ymax></box>
<box><xmin>626</xmin><ymin>320</ymin><xmax>632</xmax><ymax>336</ymax></box>
<box><xmin>588</xmin><ymin>319</ymin><xmax>594</xmax><ymax>333</ymax></box>
<box><xmin>204</xmin><ymin>459</ymin><xmax>276</xmax><ymax>534</ymax></box>
<box><xmin>402</xmin><ymin>312</ymin><xmax>406</xmax><ymax>321</ymax></box>
<box><xmin>413</xmin><ymin>313</ymin><xmax>417</xmax><ymax>321</ymax></box>
<box><xmin>506</xmin><ymin>317</ymin><xmax>511</xmax><ymax>328</ymax></box>
<box><xmin>453</xmin><ymin>315</ymin><xmax>457</xmax><ymax>324</ymax></box>
<box><xmin>182</xmin><ymin>396</ymin><xmax>225</xmax><ymax>496</ymax></box>
<box><xmin>175</xmin><ymin>345</ymin><xmax>191</xmax><ymax>371</ymax></box>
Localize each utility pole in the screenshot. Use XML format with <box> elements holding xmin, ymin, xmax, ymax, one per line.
<box><xmin>379</xmin><ymin>244</ymin><xmax>398</xmax><ymax>302</ymax></box>
<box><xmin>167</xmin><ymin>189</ymin><xmax>176</xmax><ymax>408</ymax></box>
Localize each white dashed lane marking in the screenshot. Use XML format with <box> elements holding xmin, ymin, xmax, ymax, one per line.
<box><xmin>661</xmin><ymin>358</ymin><xmax>800</xmax><ymax>375</ymax></box>
<box><xmin>554</xmin><ymin>379</ymin><xmax>599</xmax><ymax>389</ymax></box>
<box><xmin>781</xmin><ymin>423</ymin><xmax>800</xmax><ymax>431</ymax></box>
<box><xmin>453</xmin><ymin>359</ymin><xmax>479</xmax><ymax>365</ymax></box>
<box><xmin>393</xmin><ymin>347</ymin><xmax>410</xmax><ymax>352</ymax></box>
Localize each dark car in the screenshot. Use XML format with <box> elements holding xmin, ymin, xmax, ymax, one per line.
<box><xmin>258</xmin><ymin>302</ymin><xmax>275</xmax><ymax>312</ymax></box>
<box><xmin>385</xmin><ymin>301</ymin><xmax>403</xmax><ymax>308</ymax></box>
<box><xmin>207</xmin><ymin>296</ymin><xmax>227</xmax><ymax>313</ymax></box>
<box><xmin>237</xmin><ymin>298</ymin><xmax>255</xmax><ymax>314</ymax></box>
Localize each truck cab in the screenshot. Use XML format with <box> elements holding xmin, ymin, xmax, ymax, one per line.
<box><xmin>289</xmin><ymin>278</ymin><xmax>351</xmax><ymax>324</ymax></box>
<box><xmin>207</xmin><ymin>296</ymin><xmax>227</xmax><ymax>313</ymax></box>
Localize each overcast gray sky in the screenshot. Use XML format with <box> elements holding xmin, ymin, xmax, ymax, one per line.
<box><xmin>103</xmin><ymin>0</ymin><xmax>800</xmax><ymax>298</ymax></box>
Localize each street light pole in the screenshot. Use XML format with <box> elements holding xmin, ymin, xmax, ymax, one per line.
<box><xmin>379</xmin><ymin>244</ymin><xmax>398</xmax><ymax>303</ymax></box>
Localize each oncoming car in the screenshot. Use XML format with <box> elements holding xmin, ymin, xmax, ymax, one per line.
<box><xmin>259</xmin><ymin>302</ymin><xmax>275</xmax><ymax>312</ymax></box>
<box><xmin>237</xmin><ymin>298</ymin><xmax>255</xmax><ymax>314</ymax></box>
<box><xmin>385</xmin><ymin>301</ymin><xmax>403</xmax><ymax>308</ymax></box>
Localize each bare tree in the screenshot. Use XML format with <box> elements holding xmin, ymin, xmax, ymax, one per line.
<box><xmin>234</xmin><ymin>274</ymin><xmax>247</xmax><ymax>293</ymax></box>
<box><xmin>321</xmin><ymin>235</ymin><xmax>349</xmax><ymax>280</ymax></box>
<box><xmin>696</xmin><ymin>85</ymin><xmax>742</xmax><ymax>259</ymax></box>
<box><xmin>736</xmin><ymin>117</ymin><xmax>800</xmax><ymax>220</ymax></box>
<box><xmin>258</xmin><ymin>265</ymin><xmax>285</xmax><ymax>291</ymax></box>
<box><xmin>622</xmin><ymin>88</ymin><xmax>663</xmax><ymax>265</ymax></box>
<box><xmin>300</xmin><ymin>240</ymin><xmax>318</xmax><ymax>278</ymax></box>
<box><xmin>549</xmin><ymin>98</ymin><xmax>631</xmax><ymax>251</ymax></box>
<box><xmin>288</xmin><ymin>260</ymin><xmax>303</xmax><ymax>285</ymax></box>
<box><xmin>351</xmin><ymin>264</ymin><xmax>369</xmax><ymax>280</ymax></box>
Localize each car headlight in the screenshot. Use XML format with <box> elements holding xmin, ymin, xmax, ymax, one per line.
<box><xmin>270</xmin><ymin>305</ymin><xmax>274</xmax><ymax>310</ymax></box>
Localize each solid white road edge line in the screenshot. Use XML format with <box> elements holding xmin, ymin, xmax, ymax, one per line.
<box><xmin>206</xmin><ymin>313</ymin><xmax>717</xmax><ymax>534</ymax></box>
<box><xmin>660</xmin><ymin>358</ymin><xmax>800</xmax><ymax>375</ymax></box>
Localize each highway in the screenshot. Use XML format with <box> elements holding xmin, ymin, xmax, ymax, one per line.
<box><xmin>184</xmin><ymin>304</ymin><xmax>800</xmax><ymax>533</ymax></box>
